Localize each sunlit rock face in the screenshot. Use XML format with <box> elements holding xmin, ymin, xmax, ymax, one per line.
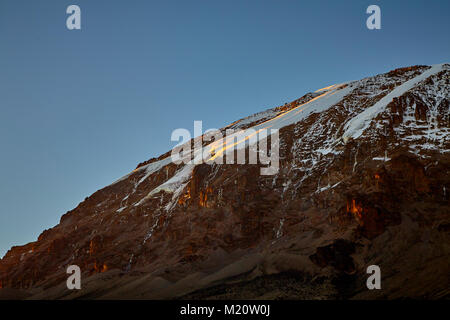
<box><xmin>0</xmin><ymin>64</ymin><xmax>449</xmax><ymax>300</ymax></box>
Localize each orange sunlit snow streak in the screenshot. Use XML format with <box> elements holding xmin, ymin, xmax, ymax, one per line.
<box><xmin>125</xmin><ymin>83</ymin><xmax>341</xmax><ymax>173</ymax></box>
<box><xmin>208</xmin><ymin>85</ymin><xmax>342</xmax><ymax>161</ymax></box>
<box><xmin>315</xmin><ymin>84</ymin><xmax>335</xmax><ymax>93</ymax></box>
<box><xmin>208</xmin><ymin>87</ymin><xmax>340</xmax><ymax>162</ymax></box>
<box><xmin>209</xmin><ymin>128</ymin><xmax>267</xmax><ymax>161</ymax></box>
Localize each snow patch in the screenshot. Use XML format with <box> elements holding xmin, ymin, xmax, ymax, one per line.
<box><xmin>134</xmin><ymin>164</ymin><xmax>194</xmax><ymax>206</ymax></box>
<box><xmin>343</xmin><ymin>64</ymin><xmax>446</xmax><ymax>140</ymax></box>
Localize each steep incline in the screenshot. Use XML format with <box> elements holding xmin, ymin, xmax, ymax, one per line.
<box><xmin>0</xmin><ymin>64</ymin><xmax>448</xmax><ymax>299</ymax></box>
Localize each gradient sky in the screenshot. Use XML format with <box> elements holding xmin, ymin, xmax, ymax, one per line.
<box><xmin>0</xmin><ymin>0</ymin><xmax>449</xmax><ymax>257</ymax></box>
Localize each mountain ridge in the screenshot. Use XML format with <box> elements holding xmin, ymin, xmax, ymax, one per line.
<box><xmin>0</xmin><ymin>63</ymin><xmax>449</xmax><ymax>299</ymax></box>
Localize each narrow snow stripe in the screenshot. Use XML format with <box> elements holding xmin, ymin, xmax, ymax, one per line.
<box><xmin>343</xmin><ymin>64</ymin><xmax>446</xmax><ymax>140</ymax></box>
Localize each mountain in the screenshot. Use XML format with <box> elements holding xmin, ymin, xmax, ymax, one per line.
<box><xmin>0</xmin><ymin>64</ymin><xmax>449</xmax><ymax>300</ymax></box>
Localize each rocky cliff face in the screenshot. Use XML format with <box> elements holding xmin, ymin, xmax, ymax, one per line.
<box><xmin>0</xmin><ymin>64</ymin><xmax>449</xmax><ymax>299</ymax></box>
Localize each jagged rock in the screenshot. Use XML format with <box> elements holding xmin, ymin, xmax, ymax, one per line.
<box><xmin>0</xmin><ymin>64</ymin><xmax>449</xmax><ymax>299</ymax></box>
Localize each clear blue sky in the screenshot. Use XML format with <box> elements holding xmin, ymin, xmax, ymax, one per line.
<box><xmin>0</xmin><ymin>0</ymin><xmax>449</xmax><ymax>257</ymax></box>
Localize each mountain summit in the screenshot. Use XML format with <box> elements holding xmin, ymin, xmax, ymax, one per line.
<box><xmin>1</xmin><ymin>64</ymin><xmax>449</xmax><ymax>299</ymax></box>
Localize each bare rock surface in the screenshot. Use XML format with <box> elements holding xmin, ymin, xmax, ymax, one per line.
<box><xmin>0</xmin><ymin>64</ymin><xmax>449</xmax><ymax>299</ymax></box>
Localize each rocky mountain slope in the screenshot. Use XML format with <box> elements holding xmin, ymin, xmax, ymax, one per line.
<box><xmin>0</xmin><ymin>63</ymin><xmax>449</xmax><ymax>299</ymax></box>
